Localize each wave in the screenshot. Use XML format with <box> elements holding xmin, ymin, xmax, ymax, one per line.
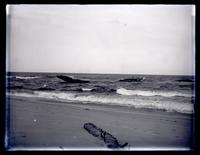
<box><xmin>36</xmin><ymin>87</ymin><xmax>55</xmax><ymax>91</ymax></box>
<box><xmin>7</xmin><ymin>91</ymin><xmax>194</xmax><ymax>114</ymax></box>
<box><xmin>6</xmin><ymin>75</ymin><xmax>15</xmax><ymax>78</ymax></box>
<box><xmin>176</xmin><ymin>78</ymin><xmax>194</xmax><ymax>82</ymax></box>
<box><xmin>81</xmin><ymin>88</ymin><xmax>93</xmax><ymax>91</ymax></box>
<box><xmin>116</xmin><ymin>88</ymin><xmax>193</xmax><ymax>98</ymax></box>
<box><xmin>15</xmin><ymin>76</ymin><xmax>41</xmax><ymax>80</ymax></box>
<box><xmin>7</xmin><ymin>85</ymin><xmax>23</xmax><ymax>89</ymax></box>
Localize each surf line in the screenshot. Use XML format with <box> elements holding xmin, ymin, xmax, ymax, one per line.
<box><xmin>15</xmin><ymin>96</ymin><xmax>191</xmax><ymax>120</ymax></box>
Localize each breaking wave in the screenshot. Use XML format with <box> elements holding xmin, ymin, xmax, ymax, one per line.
<box><xmin>15</xmin><ymin>76</ymin><xmax>41</xmax><ymax>80</ymax></box>
<box><xmin>81</xmin><ymin>88</ymin><xmax>93</xmax><ymax>91</ymax></box>
<box><xmin>7</xmin><ymin>91</ymin><xmax>194</xmax><ymax>114</ymax></box>
<box><xmin>6</xmin><ymin>75</ymin><xmax>15</xmax><ymax>78</ymax></box>
<box><xmin>116</xmin><ymin>88</ymin><xmax>193</xmax><ymax>98</ymax></box>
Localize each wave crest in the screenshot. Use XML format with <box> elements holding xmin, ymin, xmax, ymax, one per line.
<box><xmin>15</xmin><ymin>76</ymin><xmax>41</xmax><ymax>80</ymax></box>
<box><xmin>7</xmin><ymin>91</ymin><xmax>194</xmax><ymax>114</ymax></box>
<box><xmin>116</xmin><ymin>88</ymin><xmax>192</xmax><ymax>98</ymax></box>
<box><xmin>81</xmin><ymin>88</ymin><xmax>93</xmax><ymax>91</ymax></box>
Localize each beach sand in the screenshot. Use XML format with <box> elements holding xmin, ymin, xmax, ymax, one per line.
<box><xmin>6</xmin><ymin>96</ymin><xmax>194</xmax><ymax>150</ymax></box>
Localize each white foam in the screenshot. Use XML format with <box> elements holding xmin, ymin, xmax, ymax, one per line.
<box><xmin>81</xmin><ymin>88</ymin><xmax>92</xmax><ymax>91</ymax></box>
<box><xmin>15</xmin><ymin>76</ymin><xmax>41</xmax><ymax>80</ymax></box>
<box><xmin>7</xmin><ymin>91</ymin><xmax>194</xmax><ymax>114</ymax></box>
<box><xmin>116</xmin><ymin>88</ymin><xmax>192</xmax><ymax>98</ymax></box>
<box><xmin>6</xmin><ymin>75</ymin><xmax>14</xmax><ymax>78</ymax></box>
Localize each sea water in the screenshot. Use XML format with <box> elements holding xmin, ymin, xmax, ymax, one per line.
<box><xmin>6</xmin><ymin>72</ymin><xmax>195</xmax><ymax>114</ymax></box>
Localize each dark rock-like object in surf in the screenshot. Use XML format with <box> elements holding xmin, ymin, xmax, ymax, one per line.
<box><xmin>119</xmin><ymin>77</ymin><xmax>144</xmax><ymax>82</ymax></box>
<box><xmin>83</xmin><ymin>122</ymin><xmax>128</xmax><ymax>149</ymax></box>
<box><xmin>56</xmin><ymin>75</ymin><xmax>90</xmax><ymax>83</ymax></box>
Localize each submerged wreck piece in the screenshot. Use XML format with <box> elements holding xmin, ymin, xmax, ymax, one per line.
<box><xmin>83</xmin><ymin>123</ymin><xmax>128</xmax><ymax>149</ymax></box>
<box><xmin>119</xmin><ymin>77</ymin><xmax>145</xmax><ymax>82</ymax></box>
<box><xmin>56</xmin><ymin>75</ymin><xmax>90</xmax><ymax>83</ymax></box>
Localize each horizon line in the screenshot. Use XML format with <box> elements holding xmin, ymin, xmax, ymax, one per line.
<box><xmin>6</xmin><ymin>71</ymin><xmax>195</xmax><ymax>76</ymax></box>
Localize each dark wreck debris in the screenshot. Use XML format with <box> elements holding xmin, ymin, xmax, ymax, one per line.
<box><xmin>119</xmin><ymin>77</ymin><xmax>145</xmax><ymax>82</ymax></box>
<box><xmin>56</xmin><ymin>75</ymin><xmax>90</xmax><ymax>83</ymax></box>
<box><xmin>83</xmin><ymin>123</ymin><xmax>128</xmax><ymax>149</ymax></box>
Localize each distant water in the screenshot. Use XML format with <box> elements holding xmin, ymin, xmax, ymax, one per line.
<box><xmin>6</xmin><ymin>72</ymin><xmax>195</xmax><ymax>114</ymax></box>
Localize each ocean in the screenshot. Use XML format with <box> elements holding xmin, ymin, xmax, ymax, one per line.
<box><xmin>6</xmin><ymin>72</ymin><xmax>195</xmax><ymax>114</ymax></box>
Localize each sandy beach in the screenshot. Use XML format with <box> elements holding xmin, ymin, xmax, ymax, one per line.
<box><xmin>6</xmin><ymin>96</ymin><xmax>194</xmax><ymax>150</ymax></box>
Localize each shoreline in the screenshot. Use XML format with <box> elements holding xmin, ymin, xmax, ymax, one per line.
<box><xmin>6</xmin><ymin>96</ymin><xmax>194</xmax><ymax>150</ymax></box>
<box><xmin>6</xmin><ymin>94</ymin><xmax>194</xmax><ymax>116</ymax></box>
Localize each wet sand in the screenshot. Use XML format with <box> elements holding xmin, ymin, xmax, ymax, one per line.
<box><xmin>6</xmin><ymin>96</ymin><xmax>194</xmax><ymax>150</ymax></box>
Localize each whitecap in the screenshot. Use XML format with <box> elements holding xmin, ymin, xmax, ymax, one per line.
<box><xmin>116</xmin><ymin>88</ymin><xmax>192</xmax><ymax>98</ymax></box>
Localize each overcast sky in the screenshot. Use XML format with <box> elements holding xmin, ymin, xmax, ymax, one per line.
<box><xmin>6</xmin><ymin>5</ymin><xmax>195</xmax><ymax>75</ymax></box>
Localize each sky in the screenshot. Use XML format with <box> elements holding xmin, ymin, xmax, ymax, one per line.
<box><xmin>6</xmin><ymin>5</ymin><xmax>195</xmax><ymax>75</ymax></box>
